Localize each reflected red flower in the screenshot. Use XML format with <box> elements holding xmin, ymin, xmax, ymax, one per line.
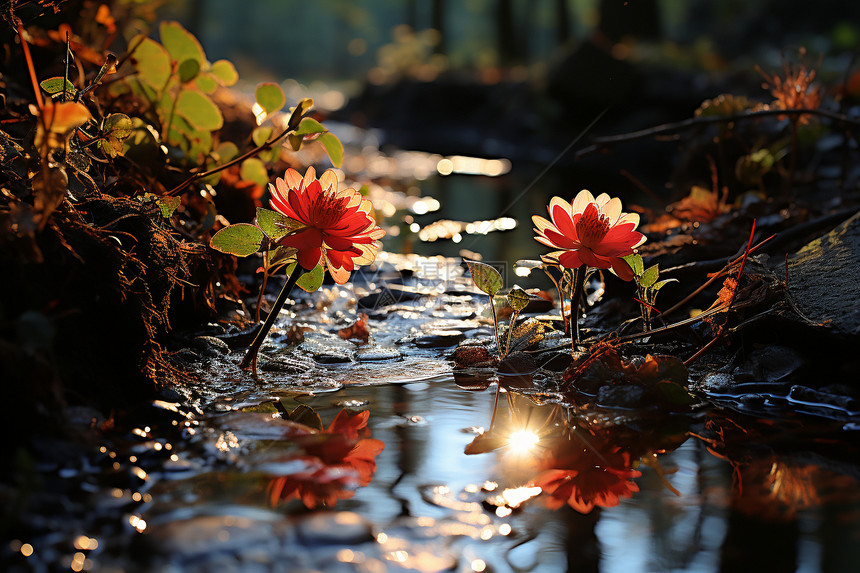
<box><xmin>269</xmin><ymin>167</ymin><xmax>385</xmax><ymax>284</ymax></box>
<box><xmin>533</xmin><ymin>190</ymin><xmax>645</xmax><ymax>280</ymax></box>
<box><xmin>529</xmin><ymin>437</ymin><xmax>641</xmax><ymax>513</ymax></box>
<box><xmin>268</xmin><ymin>409</ymin><xmax>384</xmax><ymax>509</ymax></box>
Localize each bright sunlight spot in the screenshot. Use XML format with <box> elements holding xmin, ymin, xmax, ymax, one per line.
<box><xmin>508</xmin><ymin>429</ymin><xmax>540</xmax><ymax>454</ymax></box>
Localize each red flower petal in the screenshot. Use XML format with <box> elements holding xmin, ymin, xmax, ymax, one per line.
<box><xmin>550</xmin><ymin>204</ymin><xmax>578</xmax><ymax>240</ymax></box>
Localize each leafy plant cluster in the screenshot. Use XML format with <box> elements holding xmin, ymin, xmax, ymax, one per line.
<box><xmin>0</xmin><ymin>5</ymin><xmax>344</xmax><ymax>402</ymax></box>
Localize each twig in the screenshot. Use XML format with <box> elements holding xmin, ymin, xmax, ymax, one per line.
<box><xmin>15</xmin><ymin>15</ymin><xmax>44</xmax><ymax>109</ymax></box>
<box><xmin>684</xmin><ymin>220</ymin><xmax>757</xmax><ymax>367</ymax></box>
<box><xmin>575</xmin><ymin>107</ymin><xmax>860</xmax><ymax>159</ymax></box>
<box><xmin>661</xmin><ymin>233</ymin><xmax>776</xmax><ymax>319</ymax></box>
<box><xmin>165</xmin><ymin>109</ymin><xmax>311</xmax><ymax>197</ymax></box>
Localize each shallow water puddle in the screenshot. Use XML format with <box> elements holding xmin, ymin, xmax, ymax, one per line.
<box><xmin>131</xmin><ymin>376</ymin><xmax>860</xmax><ymax>573</ymax></box>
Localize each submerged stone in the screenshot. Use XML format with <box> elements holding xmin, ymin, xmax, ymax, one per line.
<box><xmin>415</xmin><ymin>330</ymin><xmax>465</xmax><ymax>348</ymax></box>
<box><xmin>296</xmin><ymin>512</ymin><xmax>374</xmax><ymax>546</ymax></box>
<box><xmin>355</xmin><ymin>347</ymin><xmax>401</xmax><ymax>361</ymax></box>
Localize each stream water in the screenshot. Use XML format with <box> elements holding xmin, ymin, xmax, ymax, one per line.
<box><xmin>6</xmin><ymin>249</ymin><xmax>857</xmax><ymax>573</ymax></box>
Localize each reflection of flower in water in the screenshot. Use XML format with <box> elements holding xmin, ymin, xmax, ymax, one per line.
<box><xmin>529</xmin><ymin>436</ymin><xmax>641</xmax><ymax>514</ymax></box>
<box><xmin>268</xmin><ymin>410</ymin><xmax>384</xmax><ymax>509</ymax></box>
<box><xmin>768</xmin><ymin>461</ymin><xmax>819</xmax><ymax>510</ymax></box>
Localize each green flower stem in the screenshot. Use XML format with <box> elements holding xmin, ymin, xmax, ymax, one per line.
<box><xmin>241</xmin><ymin>263</ymin><xmax>305</xmax><ymax>376</ymax></box>
<box><xmin>489</xmin><ymin>296</ymin><xmax>502</xmax><ymax>356</ymax></box>
<box><xmin>570</xmin><ymin>266</ymin><xmax>587</xmax><ymax>349</ymax></box>
<box><xmin>504</xmin><ymin>310</ymin><xmax>519</xmax><ymax>357</ymax></box>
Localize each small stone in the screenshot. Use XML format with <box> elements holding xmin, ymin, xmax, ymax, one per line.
<box><xmin>450</xmin><ymin>345</ymin><xmax>495</xmax><ymax>367</ymax></box>
<box><xmin>597</xmin><ymin>384</ymin><xmax>646</xmax><ymax>408</ymax></box>
<box><xmin>193</xmin><ymin>336</ymin><xmax>230</xmax><ymax>354</ymax></box>
<box><xmin>497</xmin><ymin>351</ymin><xmax>537</xmax><ymax>375</ymax></box>
<box><xmin>415</xmin><ymin>330</ymin><xmax>465</xmax><ymax>348</ymax></box>
<box><xmin>355</xmin><ymin>347</ymin><xmax>401</xmax><ymax>361</ymax></box>
<box><xmin>296</xmin><ymin>512</ymin><xmax>374</xmax><ymax>546</ymax></box>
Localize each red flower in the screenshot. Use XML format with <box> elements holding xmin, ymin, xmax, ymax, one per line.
<box><xmin>267</xmin><ymin>409</ymin><xmax>384</xmax><ymax>509</ymax></box>
<box><xmin>533</xmin><ymin>190</ymin><xmax>645</xmax><ymax>280</ymax></box>
<box><xmin>529</xmin><ymin>438</ymin><xmax>641</xmax><ymax>513</ymax></box>
<box><xmin>269</xmin><ymin>167</ymin><xmax>385</xmax><ymax>284</ymax></box>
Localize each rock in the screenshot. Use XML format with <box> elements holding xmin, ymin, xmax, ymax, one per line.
<box><xmin>535</xmin><ymin>351</ymin><xmax>573</xmax><ymax>372</ymax></box>
<box><xmin>450</xmin><ymin>345</ymin><xmax>496</xmax><ymax>368</ymax></box>
<box><xmin>597</xmin><ymin>384</ymin><xmax>646</xmax><ymax>408</ymax></box>
<box><xmin>497</xmin><ymin>351</ymin><xmax>537</xmax><ymax>375</ymax></box>
<box><xmin>295</xmin><ymin>512</ymin><xmax>375</xmax><ymax>546</ymax></box>
<box><xmin>140</xmin><ymin>509</ymin><xmax>285</xmax><ymax>561</ymax></box>
<box><xmin>788</xmin><ymin>210</ymin><xmax>860</xmax><ymax>336</ymax></box>
<box><xmin>193</xmin><ymin>336</ymin><xmax>231</xmax><ymax>355</ymax></box>
<box><xmin>733</xmin><ymin>345</ymin><xmax>805</xmax><ymax>382</ymax></box>
<box><xmin>697</xmin><ymin>372</ymin><xmax>735</xmax><ymax>393</ymax></box>
<box><xmin>299</xmin><ymin>333</ymin><xmax>355</xmax><ymax>363</ymax></box>
<box><xmin>355</xmin><ymin>347</ymin><xmax>401</xmax><ymax>361</ymax></box>
<box><xmin>357</xmin><ymin>284</ymin><xmax>424</xmax><ymax>310</ymax></box>
<box><xmin>414</xmin><ymin>330</ymin><xmax>465</xmax><ymax>348</ymax></box>
<box><xmin>788</xmin><ymin>385</ymin><xmax>859</xmax><ymax>411</ymax></box>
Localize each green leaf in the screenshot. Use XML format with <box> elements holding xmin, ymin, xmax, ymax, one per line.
<box><xmin>288</xmin><ymin>133</ymin><xmax>303</xmax><ymax>151</ymax></box>
<box><xmin>295</xmin><ymin>117</ymin><xmax>327</xmax><ymax>136</ymax></box>
<box><xmin>100</xmin><ymin>113</ymin><xmax>133</xmax><ymax>158</ymax></box>
<box><xmin>214</xmin><ymin>140</ymin><xmax>239</xmax><ymax>163</ymax></box>
<box><xmin>651</xmin><ymin>278</ymin><xmax>678</xmax><ymax>292</ymax></box>
<box><xmin>298</xmin><ymin>264</ymin><xmax>325</xmax><ymax>292</ymax></box>
<box><xmin>131</xmin><ymin>36</ymin><xmax>172</xmax><ymax>89</ymax></box>
<box><xmin>252</xmin><ymin>126</ymin><xmax>273</xmax><ymax>148</ymax></box>
<box><xmin>157</xmin><ymin>196</ymin><xmax>181</xmax><ymax>218</ymax></box>
<box><xmin>507</xmin><ymin>287</ymin><xmax>530</xmax><ymax>312</ymax></box>
<box><xmin>318</xmin><ymin>132</ymin><xmax>344</xmax><ymax>168</ymax></box>
<box><xmin>287</xmin><ymin>98</ymin><xmax>313</xmax><ymax>130</ymax></box>
<box><xmin>285</xmin><ymin>262</ymin><xmax>325</xmax><ymax>293</ymax></box>
<box><xmin>255</xmin><ymin>82</ymin><xmax>286</xmax><ymax>115</ymax></box>
<box><xmin>209</xmin><ymin>59</ymin><xmax>238</xmax><ymax>86</ymax></box>
<box><xmin>656</xmin><ymin>381</ymin><xmax>693</xmax><ymax>406</ymax></box>
<box><xmin>40</xmin><ymin>77</ymin><xmax>76</xmax><ymax>96</ymax></box>
<box><xmin>623</xmin><ymin>253</ymin><xmax>644</xmax><ymax>277</ymax></box>
<box><xmin>175</xmin><ymin>90</ymin><xmax>223</xmax><ymax>131</ymax></box>
<box><xmin>240</xmin><ymin>158</ymin><xmax>269</xmax><ymax>187</ymax></box>
<box><xmin>103</xmin><ymin>113</ymin><xmax>133</xmax><ymax>138</ymax></box>
<box><xmin>159</xmin><ymin>21</ymin><xmax>206</xmax><ymax>65</ymax></box>
<box><xmin>178</xmin><ymin>59</ymin><xmax>200</xmax><ymax>83</ymax></box>
<box><xmin>269</xmin><ymin>245</ymin><xmax>298</xmax><ymax>265</ymax></box>
<box><xmin>465</xmin><ymin>259</ymin><xmax>503</xmax><ymax>296</ymax></box>
<box><xmin>210</xmin><ymin>223</ymin><xmax>264</xmax><ymax>256</ymax></box>
<box><xmin>641</xmin><ymin>264</ymin><xmax>659</xmax><ymax>288</ymax></box>
<box><xmin>194</xmin><ymin>73</ymin><xmax>218</xmax><ymax>94</ymax></box>
<box><xmin>256</xmin><ymin>207</ymin><xmax>305</xmax><ymax>241</ymax></box>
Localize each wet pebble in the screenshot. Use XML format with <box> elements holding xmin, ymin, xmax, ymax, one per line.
<box><xmin>355</xmin><ymin>347</ymin><xmax>401</xmax><ymax>361</ymax></box>
<box><xmin>357</xmin><ymin>284</ymin><xmax>424</xmax><ymax>310</ymax></box>
<box><xmin>535</xmin><ymin>351</ymin><xmax>573</xmax><ymax>372</ymax></box>
<box><xmin>193</xmin><ymin>336</ymin><xmax>231</xmax><ymax>355</ymax></box>
<box><xmin>450</xmin><ymin>345</ymin><xmax>496</xmax><ymax>368</ymax></box>
<box><xmin>697</xmin><ymin>372</ymin><xmax>736</xmax><ymax>393</ymax></box>
<box><xmin>788</xmin><ymin>385</ymin><xmax>859</xmax><ymax>411</ymax></box>
<box><xmin>497</xmin><ymin>351</ymin><xmax>537</xmax><ymax>375</ymax></box>
<box><xmin>414</xmin><ymin>330</ymin><xmax>465</xmax><ymax>348</ymax></box>
<box><xmin>140</xmin><ymin>510</ymin><xmax>285</xmax><ymax>563</ymax></box>
<box><xmin>299</xmin><ymin>334</ymin><xmax>355</xmax><ymax>364</ymax></box>
<box><xmin>597</xmin><ymin>384</ymin><xmax>646</xmax><ymax>408</ymax></box>
<box><xmin>296</xmin><ymin>512</ymin><xmax>375</xmax><ymax>546</ymax></box>
<box><xmin>734</xmin><ymin>345</ymin><xmax>805</xmax><ymax>382</ymax></box>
